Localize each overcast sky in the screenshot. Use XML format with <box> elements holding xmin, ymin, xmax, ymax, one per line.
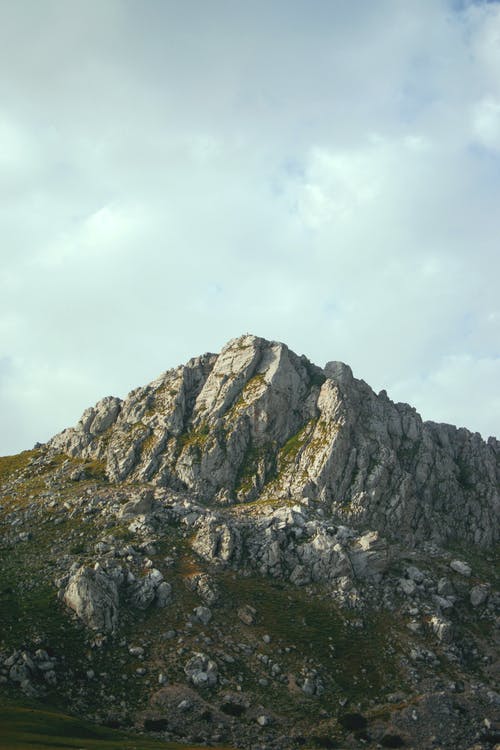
<box><xmin>1</xmin><ymin>0</ymin><xmax>500</xmax><ymax>455</ymax></box>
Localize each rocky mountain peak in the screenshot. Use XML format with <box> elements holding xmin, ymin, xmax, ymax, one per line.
<box><xmin>47</xmin><ymin>334</ymin><xmax>499</xmax><ymax>548</ymax></box>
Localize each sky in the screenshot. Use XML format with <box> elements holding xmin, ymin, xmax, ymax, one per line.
<box><xmin>1</xmin><ymin>0</ymin><xmax>500</xmax><ymax>455</ymax></box>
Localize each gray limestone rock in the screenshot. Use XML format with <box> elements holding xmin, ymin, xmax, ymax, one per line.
<box><xmin>156</xmin><ymin>581</ymin><xmax>173</xmax><ymax>608</ymax></box>
<box><xmin>301</xmin><ymin>677</ymin><xmax>316</xmax><ymax>697</ymax></box>
<box><xmin>400</xmin><ymin>578</ymin><xmax>417</xmax><ymax>596</ymax></box>
<box><xmin>46</xmin><ymin>334</ymin><xmax>499</xmax><ymax>550</ymax></box>
<box><xmin>437</xmin><ymin>577</ymin><xmax>454</xmax><ymax>597</ymax></box>
<box><xmin>129</xmin><ymin>569</ymin><xmax>165</xmax><ymax>610</ymax></box>
<box><xmin>9</xmin><ymin>662</ymin><xmax>31</xmax><ymax>683</ymax></box>
<box><xmin>192</xmin><ymin>606</ymin><xmax>212</xmax><ymax>625</ymax></box>
<box><xmin>348</xmin><ymin>531</ymin><xmax>389</xmax><ymax>580</ymax></box>
<box><xmin>63</xmin><ymin>565</ymin><xmax>119</xmax><ymax>633</ymax></box>
<box><xmin>238</xmin><ymin>605</ymin><xmax>257</xmax><ymax>625</ymax></box>
<box><xmin>184</xmin><ymin>653</ymin><xmax>218</xmax><ymax>688</ymax></box>
<box><xmin>191</xmin><ymin>517</ymin><xmax>241</xmax><ymax>564</ymax></box>
<box><xmin>406</xmin><ymin>565</ymin><xmax>425</xmax><ymax>583</ymax></box>
<box><xmin>470</xmin><ymin>584</ymin><xmax>489</xmax><ymax>607</ymax></box>
<box><xmin>185</xmin><ymin>573</ymin><xmax>220</xmax><ymax>605</ymax></box>
<box><xmin>118</xmin><ymin>489</ymin><xmax>154</xmax><ymax>519</ymax></box>
<box><xmin>450</xmin><ymin>560</ymin><xmax>472</xmax><ymax>577</ymax></box>
<box><xmin>429</xmin><ymin>615</ymin><xmax>453</xmax><ymax>642</ymax></box>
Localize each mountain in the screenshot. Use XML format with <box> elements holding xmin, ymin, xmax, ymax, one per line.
<box><xmin>49</xmin><ymin>334</ymin><xmax>499</xmax><ymax>547</ymax></box>
<box><xmin>0</xmin><ymin>334</ymin><xmax>498</xmax><ymax>750</ymax></box>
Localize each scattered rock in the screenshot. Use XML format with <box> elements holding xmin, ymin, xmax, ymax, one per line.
<box><xmin>470</xmin><ymin>584</ymin><xmax>489</xmax><ymax>607</ymax></box>
<box><xmin>256</xmin><ymin>714</ymin><xmax>271</xmax><ymax>726</ymax></box>
<box><xmin>184</xmin><ymin>653</ymin><xmax>218</xmax><ymax>688</ymax></box>
<box><xmin>450</xmin><ymin>560</ymin><xmax>472</xmax><ymax>577</ymax></box>
<box><xmin>429</xmin><ymin>615</ymin><xmax>453</xmax><ymax>642</ymax></box>
<box><xmin>238</xmin><ymin>605</ymin><xmax>257</xmax><ymax>625</ymax></box>
<box><xmin>118</xmin><ymin>489</ymin><xmax>154</xmax><ymax>520</ymax></box>
<box><xmin>192</xmin><ymin>606</ymin><xmax>212</xmax><ymax>625</ymax></box>
<box><xmin>400</xmin><ymin>578</ymin><xmax>417</xmax><ymax>596</ymax></box>
<box><xmin>406</xmin><ymin>565</ymin><xmax>425</xmax><ymax>583</ymax></box>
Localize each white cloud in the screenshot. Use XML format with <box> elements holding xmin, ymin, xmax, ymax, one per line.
<box><xmin>390</xmin><ymin>354</ymin><xmax>500</xmax><ymax>439</ymax></box>
<box><xmin>472</xmin><ymin>95</ymin><xmax>500</xmax><ymax>150</ymax></box>
<box><xmin>297</xmin><ymin>146</ymin><xmax>383</xmax><ymax>227</ymax></box>
<box><xmin>0</xmin><ymin>0</ymin><xmax>499</xmax><ymax>453</ymax></box>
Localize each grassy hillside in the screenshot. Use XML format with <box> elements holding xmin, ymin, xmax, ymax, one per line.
<box><xmin>0</xmin><ymin>698</ymin><xmax>231</xmax><ymax>750</ymax></box>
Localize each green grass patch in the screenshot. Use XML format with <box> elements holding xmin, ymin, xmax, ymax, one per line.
<box><xmin>178</xmin><ymin>422</ymin><xmax>210</xmax><ymax>451</ymax></box>
<box><xmin>234</xmin><ymin>438</ymin><xmax>276</xmax><ymax>498</ymax></box>
<box><xmin>81</xmin><ymin>460</ymin><xmax>107</xmax><ymax>482</ymax></box>
<box><xmin>0</xmin><ymin>451</ymin><xmax>40</xmax><ymax>484</ymax></box>
<box><xmin>276</xmin><ymin>420</ymin><xmax>318</xmax><ymax>477</ymax></box>
<box><xmin>0</xmin><ymin>700</ymin><xmax>231</xmax><ymax>750</ymax></box>
<box><xmin>224</xmin><ymin>374</ymin><xmax>266</xmax><ymax>420</ymax></box>
<box><xmin>219</xmin><ymin>572</ymin><xmax>404</xmax><ymax>709</ymax></box>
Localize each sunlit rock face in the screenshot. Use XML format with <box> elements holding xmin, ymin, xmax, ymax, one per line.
<box><xmin>48</xmin><ymin>334</ymin><xmax>499</xmax><ymax>547</ymax></box>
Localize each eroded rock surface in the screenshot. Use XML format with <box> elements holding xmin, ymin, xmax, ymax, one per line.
<box><xmin>63</xmin><ymin>565</ymin><xmax>120</xmax><ymax>633</ymax></box>
<box><xmin>47</xmin><ymin>334</ymin><xmax>499</xmax><ymax>548</ymax></box>
<box><xmin>62</xmin><ymin>560</ymin><xmax>172</xmax><ymax>632</ymax></box>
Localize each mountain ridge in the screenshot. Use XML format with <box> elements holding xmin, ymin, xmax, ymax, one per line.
<box><xmin>46</xmin><ymin>333</ymin><xmax>499</xmax><ymax>548</ymax></box>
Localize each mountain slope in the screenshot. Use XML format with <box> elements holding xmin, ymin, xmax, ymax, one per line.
<box><xmin>1</xmin><ymin>334</ymin><xmax>498</xmax><ymax>750</ymax></box>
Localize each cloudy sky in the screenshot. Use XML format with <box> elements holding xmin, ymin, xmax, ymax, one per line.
<box><xmin>1</xmin><ymin>0</ymin><xmax>500</xmax><ymax>455</ymax></box>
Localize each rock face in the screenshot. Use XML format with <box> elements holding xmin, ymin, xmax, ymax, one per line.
<box><xmin>63</xmin><ymin>565</ymin><xmax>120</xmax><ymax>633</ymax></box>
<box><xmin>189</xmin><ymin>506</ymin><xmax>389</xmax><ymax>585</ymax></box>
<box><xmin>62</xmin><ymin>561</ymin><xmax>171</xmax><ymax>632</ymax></box>
<box><xmin>47</xmin><ymin>334</ymin><xmax>500</xmax><ymax>547</ymax></box>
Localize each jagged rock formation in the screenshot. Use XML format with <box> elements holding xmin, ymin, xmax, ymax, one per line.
<box><xmin>48</xmin><ymin>334</ymin><xmax>499</xmax><ymax>547</ymax></box>
<box><xmin>61</xmin><ymin>559</ymin><xmax>172</xmax><ymax>632</ymax></box>
<box><xmin>189</xmin><ymin>505</ymin><xmax>389</xmax><ymax>585</ymax></box>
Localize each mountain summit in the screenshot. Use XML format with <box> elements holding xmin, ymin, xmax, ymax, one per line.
<box><xmin>49</xmin><ymin>333</ymin><xmax>499</xmax><ymax>547</ymax></box>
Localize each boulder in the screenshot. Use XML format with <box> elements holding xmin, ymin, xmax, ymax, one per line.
<box><xmin>238</xmin><ymin>605</ymin><xmax>257</xmax><ymax>625</ymax></box>
<box><xmin>406</xmin><ymin>565</ymin><xmax>425</xmax><ymax>583</ymax></box>
<box><xmin>450</xmin><ymin>560</ymin><xmax>471</xmax><ymax>577</ymax></box>
<box><xmin>348</xmin><ymin>531</ymin><xmax>389</xmax><ymax>580</ymax></box>
<box><xmin>400</xmin><ymin>579</ymin><xmax>417</xmax><ymax>596</ymax></box>
<box><xmin>437</xmin><ymin>577</ymin><xmax>454</xmax><ymax>597</ymax></box>
<box><xmin>191</xmin><ymin>518</ymin><xmax>241</xmax><ymax>563</ymax></box>
<box><xmin>156</xmin><ymin>581</ymin><xmax>173</xmax><ymax>608</ymax></box>
<box><xmin>129</xmin><ymin>569</ymin><xmax>166</xmax><ymax>610</ymax></box>
<box><xmin>429</xmin><ymin>615</ymin><xmax>452</xmax><ymax>642</ymax></box>
<box><xmin>192</xmin><ymin>606</ymin><xmax>212</xmax><ymax>625</ymax></box>
<box><xmin>63</xmin><ymin>565</ymin><xmax>119</xmax><ymax>633</ymax></box>
<box><xmin>185</xmin><ymin>573</ymin><xmax>220</xmax><ymax>605</ymax></box>
<box><xmin>118</xmin><ymin>489</ymin><xmax>154</xmax><ymax>519</ymax></box>
<box><xmin>184</xmin><ymin>653</ymin><xmax>218</xmax><ymax>688</ymax></box>
<box><xmin>470</xmin><ymin>584</ymin><xmax>489</xmax><ymax>607</ymax></box>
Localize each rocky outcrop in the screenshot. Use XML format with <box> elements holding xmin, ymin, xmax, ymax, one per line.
<box><xmin>184</xmin><ymin>652</ymin><xmax>218</xmax><ymax>687</ymax></box>
<box><xmin>62</xmin><ymin>561</ymin><xmax>172</xmax><ymax>632</ymax></box>
<box><xmin>47</xmin><ymin>334</ymin><xmax>499</xmax><ymax>547</ymax></box>
<box><xmin>0</xmin><ymin>648</ymin><xmax>59</xmax><ymax>696</ymax></box>
<box><xmin>189</xmin><ymin>504</ymin><xmax>389</xmax><ymax>586</ymax></box>
<box><xmin>63</xmin><ymin>564</ymin><xmax>120</xmax><ymax>633</ymax></box>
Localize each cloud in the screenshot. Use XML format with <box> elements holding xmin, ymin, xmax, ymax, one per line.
<box><xmin>472</xmin><ymin>96</ymin><xmax>500</xmax><ymax>149</ymax></box>
<box><xmin>0</xmin><ymin>0</ymin><xmax>499</xmax><ymax>453</ymax></box>
<box><xmin>390</xmin><ymin>354</ymin><xmax>500</xmax><ymax>438</ymax></box>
